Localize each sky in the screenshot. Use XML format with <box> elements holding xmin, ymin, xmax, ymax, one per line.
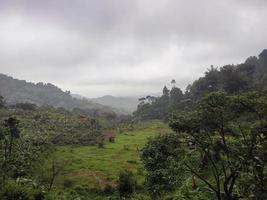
<box><xmin>0</xmin><ymin>0</ymin><xmax>267</xmax><ymax>97</ymax></box>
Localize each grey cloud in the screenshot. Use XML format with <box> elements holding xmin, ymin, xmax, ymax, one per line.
<box><xmin>0</xmin><ymin>0</ymin><xmax>266</xmax><ymax>97</ymax></box>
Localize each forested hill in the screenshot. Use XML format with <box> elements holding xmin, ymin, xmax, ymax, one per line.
<box><xmin>0</xmin><ymin>74</ymin><xmax>124</xmax><ymax>116</ymax></box>
<box><xmin>134</xmin><ymin>49</ymin><xmax>267</xmax><ymax>120</ymax></box>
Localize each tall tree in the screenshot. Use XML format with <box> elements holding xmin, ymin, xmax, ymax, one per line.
<box><xmin>169</xmin><ymin>92</ymin><xmax>267</xmax><ymax>199</ymax></box>
<box><xmin>0</xmin><ymin>96</ymin><xmax>5</xmax><ymax>108</ymax></box>
<box><xmin>141</xmin><ymin>133</ymin><xmax>184</xmax><ymax>199</ymax></box>
<box><xmin>169</xmin><ymin>87</ymin><xmax>184</xmax><ymax>109</ymax></box>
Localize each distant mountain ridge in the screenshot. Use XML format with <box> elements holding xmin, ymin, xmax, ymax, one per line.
<box><xmin>0</xmin><ymin>73</ymin><xmax>126</xmax><ymax>115</ymax></box>
<box><xmin>90</xmin><ymin>95</ymin><xmax>139</xmax><ymax>113</ymax></box>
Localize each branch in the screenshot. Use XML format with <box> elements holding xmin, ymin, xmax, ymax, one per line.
<box><xmin>184</xmin><ymin>162</ymin><xmax>218</xmax><ymax>193</ymax></box>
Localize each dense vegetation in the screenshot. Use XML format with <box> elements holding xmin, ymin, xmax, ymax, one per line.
<box><xmin>135</xmin><ymin>50</ymin><xmax>267</xmax><ymax>199</ymax></box>
<box><xmin>142</xmin><ymin>92</ymin><xmax>267</xmax><ymax>199</ymax></box>
<box><xmin>134</xmin><ymin>49</ymin><xmax>267</xmax><ymax>120</ymax></box>
<box><xmin>0</xmin><ymin>100</ymin><xmax>167</xmax><ymax>199</ymax></box>
<box><xmin>0</xmin><ymin>49</ymin><xmax>267</xmax><ymax>199</ymax></box>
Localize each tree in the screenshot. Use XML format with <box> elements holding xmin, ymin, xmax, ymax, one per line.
<box><xmin>162</xmin><ymin>86</ymin><xmax>170</xmax><ymax>98</ymax></box>
<box><xmin>134</xmin><ymin>49</ymin><xmax>267</xmax><ymax>121</ymax></box>
<box><xmin>259</xmin><ymin>49</ymin><xmax>267</xmax><ymax>65</ymax></box>
<box><xmin>117</xmin><ymin>170</ymin><xmax>136</xmax><ymax>198</ymax></box>
<box><xmin>0</xmin><ymin>117</ymin><xmax>50</xmax><ymax>189</ymax></box>
<box><xmin>134</xmin><ymin>87</ymin><xmax>172</xmax><ymax>120</ymax></box>
<box><xmin>3</xmin><ymin>117</ymin><xmax>20</xmax><ymax>158</ymax></box>
<box><xmin>169</xmin><ymin>92</ymin><xmax>267</xmax><ymax>199</ymax></box>
<box><xmin>15</xmin><ymin>103</ymin><xmax>37</xmax><ymax>111</ymax></box>
<box><xmin>48</xmin><ymin>159</ymin><xmax>66</xmax><ymax>191</ymax></box>
<box><xmin>0</xmin><ymin>96</ymin><xmax>5</xmax><ymax>108</ymax></box>
<box><xmin>220</xmin><ymin>65</ymin><xmax>249</xmax><ymax>94</ymax></box>
<box><xmin>74</xmin><ymin>118</ymin><xmax>103</xmax><ymax>145</ymax></box>
<box><xmin>170</xmin><ymin>87</ymin><xmax>184</xmax><ymax>109</ymax></box>
<box><xmin>205</xmin><ymin>65</ymin><xmax>220</xmax><ymax>91</ymax></box>
<box><xmin>141</xmin><ymin>133</ymin><xmax>185</xmax><ymax>199</ymax></box>
<box><xmin>171</xmin><ymin>79</ymin><xmax>176</xmax><ymax>88</ymax></box>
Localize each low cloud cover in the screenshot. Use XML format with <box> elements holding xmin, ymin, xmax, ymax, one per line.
<box><xmin>0</xmin><ymin>0</ymin><xmax>266</xmax><ymax>97</ymax></box>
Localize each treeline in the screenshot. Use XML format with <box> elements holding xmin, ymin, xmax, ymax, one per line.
<box><xmin>134</xmin><ymin>49</ymin><xmax>267</xmax><ymax>120</ymax></box>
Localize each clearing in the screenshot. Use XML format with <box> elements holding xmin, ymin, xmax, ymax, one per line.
<box><xmin>52</xmin><ymin>121</ymin><xmax>170</xmax><ymax>190</ymax></box>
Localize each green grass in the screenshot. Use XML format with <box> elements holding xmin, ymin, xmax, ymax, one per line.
<box><xmin>53</xmin><ymin>121</ymin><xmax>170</xmax><ymax>189</ymax></box>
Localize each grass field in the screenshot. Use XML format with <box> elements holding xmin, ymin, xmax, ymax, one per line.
<box><xmin>52</xmin><ymin>121</ymin><xmax>170</xmax><ymax>191</ymax></box>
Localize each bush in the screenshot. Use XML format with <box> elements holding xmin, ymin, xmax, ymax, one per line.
<box><xmin>98</xmin><ymin>140</ymin><xmax>104</xmax><ymax>148</ymax></box>
<box><xmin>130</xmin><ymin>194</ymin><xmax>150</xmax><ymax>200</ymax></box>
<box><xmin>103</xmin><ymin>184</ymin><xmax>115</xmax><ymax>195</ymax></box>
<box><xmin>15</xmin><ymin>103</ymin><xmax>37</xmax><ymax>111</ymax></box>
<box><xmin>109</xmin><ymin>136</ymin><xmax>115</xmax><ymax>143</ymax></box>
<box><xmin>32</xmin><ymin>190</ymin><xmax>45</xmax><ymax>200</ymax></box>
<box><xmin>0</xmin><ymin>181</ymin><xmax>45</xmax><ymax>200</ymax></box>
<box><xmin>97</xmin><ymin>135</ymin><xmax>105</xmax><ymax>148</ymax></box>
<box><xmin>63</xmin><ymin>178</ymin><xmax>74</xmax><ymax>188</ymax></box>
<box><xmin>0</xmin><ymin>183</ymin><xmax>31</xmax><ymax>200</ymax></box>
<box><xmin>127</xmin><ymin>160</ymin><xmax>137</xmax><ymax>164</ymax></box>
<box><xmin>123</xmin><ymin>145</ymin><xmax>130</xmax><ymax>150</ymax></box>
<box><xmin>117</xmin><ymin>170</ymin><xmax>136</xmax><ymax>197</ymax></box>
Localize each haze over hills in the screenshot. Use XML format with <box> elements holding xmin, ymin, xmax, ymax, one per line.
<box><xmin>73</xmin><ymin>94</ymin><xmax>162</xmax><ymax>114</ymax></box>
<box><xmin>90</xmin><ymin>95</ymin><xmax>139</xmax><ymax>113</ymax></box>
<box><xmin>0</xmin><ymin>73</ymin><xmax>129</xmax><ymax>115</ymax></box>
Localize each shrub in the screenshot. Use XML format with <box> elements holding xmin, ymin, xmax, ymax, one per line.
<box><xmin>32</xmin><ymin>190</ymin><xmax>45</xmax><ymax>200</ymax></box>
<box><xmin>97</xmin><ymin>136</ymin><xmax>105</xmax><ymax>148</ymax></box>
<box><xmin>117</xmin><ymin>170</ymin><xmax>136</xmax><ymax>197</ymax></box>
<box><xmin>109</xmin><ymin>136</ymin><xmax>115</xmax><ymax>143</ymax></box>
<box><xmin>63</xmin><ymin>178</ymin><xmax>74</xmax><ymax>188</ymax></box>
<box><xmin>123</xmin><ymin>145</ymin><xmax>130</xmax><ymax>150</ymax></box>
<box><xmin>0</xmin><ymin>183</ymin><xmax>30</xmax><ymax>200</ymax></box>
<box><xmin>98</xmin><ymin>140</ymin><xmax>104</xmax><ymax>148</ymax></box>
<box><xmin>15</xmin><ymin>103</ymin><xmax>37</xmax><ymax>111</ymax></box>
<box><xmin>127</xmin><ymin>160</ymin><xmax>137</xmax><ymax>164</ymax></box>
<box><xmin>103</xmin><ymin>184</ymin><xmax>115</xmax><ymax>195</ymax></box>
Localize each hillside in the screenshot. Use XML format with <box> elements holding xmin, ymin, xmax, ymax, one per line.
<box><xmin>0</xmin><ymin>74</ymin><xmax>123</xmax><ymax>116</ymax></box>
<box><xmin>90</xmin><ymin>95</ymin><xmax>139</xmax><ymax>114</ymax></box>
<box><xmin>134</xmin><ymin>49</ymin><xmax>267</xmax><ymax>120</ymax></box>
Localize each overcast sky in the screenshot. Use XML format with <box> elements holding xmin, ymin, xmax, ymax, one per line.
<box><xmin>0</xmin><ymin>0</ymin><xmax>266</xmax><ymax>97</ymax></box>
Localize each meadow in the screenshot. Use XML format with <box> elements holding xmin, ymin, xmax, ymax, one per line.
<box><xmin>51</xmin><ymin>121</ymin><xmax>170</xmax><ymax>192</ymax></box>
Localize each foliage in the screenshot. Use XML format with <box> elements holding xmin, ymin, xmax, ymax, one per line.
<box><xmin>134</xmin><ymin>84</ymin><xmax>185</xmax><ymax>120</ymax></box>
<box><xmin>0</xmin><ymin>182</ymin><xmax>31</xmax><ymax>200</ymax></box>
<box><xmin>135</xmin><ymin>49</ymin><xmax>267</xmax><ymax>120</ymax></box>
<box><xmin>168</xmin><ymin>92</ymin><xmax>267</xmax><ymax>199</ymax></box>
<box><xmin>117</xmin><ymin>170</ymin><xmax>136</xmax><ymax>197</ymax></box>
<box><xmin>141</xmin><ymin>133</ymin><xmax>185</xmax><ymax>198</ymax></box>
<box><xmin>0</xmin><ymin>96</ymin><xmax>5</xmax><ymax>108</ymax></box>
<box><xmin>0</xmin><ymin>116</ymin><xmax>51</xmax><ymax>198</ymax></box>
<box><xmin>13</xmin><ymin>103</ymin><xmax>37</xmax><ymax>111</ymax></box>
<box><xmin>0</xmin><ymin>105</ymin><xmax>104</xmax><ymax>146</ymax></box>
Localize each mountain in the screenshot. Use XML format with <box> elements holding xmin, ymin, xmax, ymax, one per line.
<box><xmin>0</xmin><ymin>74</ymin><xmax>125</xmax><ymax>116</ymax></box>
<box><xmin>90</xmin><ymin>95</ymin><xmax>139</xmax><ymax>114</ymax></box>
